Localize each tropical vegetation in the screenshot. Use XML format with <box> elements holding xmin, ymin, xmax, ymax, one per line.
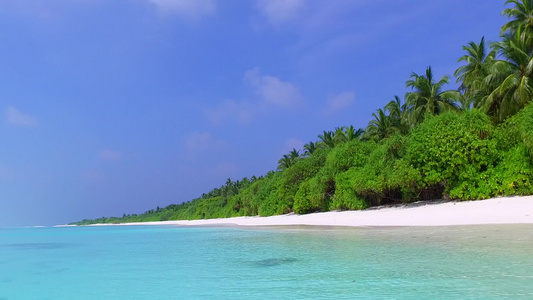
<box><xmin>72</xmin><ymin>0</ymin><xmax>533</xmax><ymax>225</ymax></box>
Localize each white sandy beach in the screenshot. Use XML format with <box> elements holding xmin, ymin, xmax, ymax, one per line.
<box><xmin>83</xmin><ymin>195</ymin><xmax>533</xmax><ymax>228</ymax></box>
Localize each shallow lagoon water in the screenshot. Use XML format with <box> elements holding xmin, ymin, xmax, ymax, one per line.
<box><xmin>0</xmin><ymin>224</ymin><xmax>532</xmax><ymax>299</ymax></box>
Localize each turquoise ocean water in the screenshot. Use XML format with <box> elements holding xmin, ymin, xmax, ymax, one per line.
<box><xmin>0</xmin><ymin>224</ymin><xmax>532</xmax><ymax>299</ymax></box>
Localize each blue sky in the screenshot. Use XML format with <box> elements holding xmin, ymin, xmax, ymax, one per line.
<box><xmin>0</xmin><ymin>0</ymin><xmax>508</xmax><ymax>227</ymax></box>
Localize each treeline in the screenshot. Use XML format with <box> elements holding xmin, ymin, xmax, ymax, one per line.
<box><xmin>71</xmin><ymin>0</ymin><xmax>533</xmax><ymax>225</ymax></box>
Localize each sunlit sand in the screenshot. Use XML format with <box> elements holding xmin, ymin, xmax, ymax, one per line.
<box><xmin>86</xmin><ymin>195</ymin><xmax>533</xmax><ymax>228</ymax></box>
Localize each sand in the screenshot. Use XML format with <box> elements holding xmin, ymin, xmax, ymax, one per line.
<box><xmin>86</xmin><ymin>195</ymin><xmax>533</xmax><ymax>228</ymax></box>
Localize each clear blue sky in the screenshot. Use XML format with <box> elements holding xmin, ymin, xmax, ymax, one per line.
<box><xmin>0</xmin><ymin>0</ymin><xmax>508</xmax><ymax>227</ymax></box>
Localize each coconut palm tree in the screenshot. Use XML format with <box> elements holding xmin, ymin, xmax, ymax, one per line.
<box><xmin>317</xmin><ymin>130</ymin><xmax>335</xmax><ymax>148</ymax></box>
<box><xmin>385</xmin><ymin>95</ymin><xmax>409</xmax><ymax>134</ymax></box>
<box><xmin>277</xmin><ymin>155</ymin><xmax>292</xmax><ymax>170</ymax></box>
<box><xmin>365</xmin><ymin>108</ymin><xmax>396</xmax><ymax>141</ymax></box>
<box><xmin>455</xmin><ymin>37</ymin><xmax>496</xmax><ymax>96</ymax></box>
<box><xmin>303</xmin><ymin>141</ymin><xmax>318</xmax><ymax>156</ymax></box>
<box><xmin>277</xmin><ymin>149</ymin><xmax>300</xmax><ymax>170</ymax></box>
<box><xmin>385</xmin><ymin>96</ymin><xmax>403</xmax><ymax>119</ymax></box>
<box><xmin>457</xmin><ymin>93</ymin><xmax>474</xmax><ymax>111</ymax></box>
<box><xmin>289</xmin><ymin>148</ymin><xmax>300</xmax><ymax>160</ymax></box>
<box><xmin>333</xmin><ymin>127</ymin><xmax>348</xmax><ymax>145</ymax></box>
<box><xmin>345</xmin><ymin>125</ymin><xmax>365</xmax><ymax>141</ymax></box>
<box><xmin>477</xmin><ymin>29</ymin><xmax>533</xmax><ymax>122</ymax></box>
<box><xmin>501</xmin><ymin>0</ymin><xmax>533</xmax><ymax>42</ymax></box>
<box><xmin>405</xmin><ymin>66</ymin><xmax>460</xmax><ymax>126</ymax></box>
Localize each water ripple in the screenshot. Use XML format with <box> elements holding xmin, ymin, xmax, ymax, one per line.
<box><xmin>0</xmin><ymin>242</ymin><xmax>74</xmax><ymax>250</ymax></box>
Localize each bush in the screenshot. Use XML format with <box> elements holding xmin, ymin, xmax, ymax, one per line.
<box><xmin>388</xmin><ymin>159</ymin><xmax>421</xmax><ymax>201</ymax></box>
<box><xmin>405</xmin><ymin>110</ymin><xmax>498</xmax><ymax>198</ymax></box>
<box><xmin>333</xmin><ymin>135</ymin><xmax>410</xmax><ymax>207</ymax></box>
<box><xmin>331</xmin><ymin>169</ymin><xmax>368</xmax><ymax>210</ymax></box>
<box><xmin>326</xmin><ymin>140</ymin><xmax>376</xmax><ymax>173</ymax></box>
<box><xmin>276</xmin><ymin>149</ymin><xmax>329</xmax><ymax>213</ymax></box>
<box><xmin>450</xmin><ymin>145</ymin><xmax>533</xmax><ymax>199</ymax></box>
<box><xmin>249</xmin><ymin>172</ymin><xmax>292</xmax><ymax>216</ymax></box>
<box><xmin>293</xmin><ymin>176</ymin><xmax>333</xmax><ymax>213</ymax></box>
<box><xmin>293</xmin><ymin>179</ymin><xmax>312</xmax><ymax>214</ymax></box>
<box><xmin>496</xmin><ymin>103</ymin><xmax>533</xmax><ymax>160</ymax></box>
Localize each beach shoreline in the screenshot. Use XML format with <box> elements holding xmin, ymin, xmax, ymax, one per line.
<box><xmin>67</xmin><ymin>195</ymin><xmax>533</xmax><ymax>228</ymax></box>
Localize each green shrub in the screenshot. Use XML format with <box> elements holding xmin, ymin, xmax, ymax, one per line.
<box><xmin>326</xmin><ymin>140</ymin><xmax>376</xmax><ymax>173</ymax></box>
<box><xmin>450</xmin><ymin>145</ymin><xmax>533</xmax><ymax>199</ymax></box>
<box><xmin>334</xmin><ymin>135</ymin><xmax>409</xmax><ymax>207</ymax></box>
<box><xmin>347</xmin><ymin>164</ymin><xmax>383</xmax><ymax>206</ymax></box>
<box><xmin>301</xmin><ymin>140</ymin><xmax>377</xmax><ymax>210</ymax></box>
<box><xmin>492</xmin><ymin>145</ymin><xmax>533</xmax><ymax>195</ymax></box>
<box><xmin>249</xmin><ymin>172</ymin><xmax>291</xmax><ymax>216</ymax></box>
<box><xmin>496</xmin><ymin>103</ymin><xmax>533</xmax><ymax>160</ymax></box>
<box><xmin>293</xmin><ymin>176</ymin><xmax>333</xmax><ymax>214</ymax></box>
<box><xmin>275</xmin><ymin>149</ymin><xmax>329</xmax><ymax>213</ymax></box>
<box><xmin>332</xmin><ymin>169</ymin><xmax>368</xmax><ymax>210</ymax></box>
<box><xmin>293</xmin><ymin>179</ymin><xmax>312</xmax><ymax>214</ymax></box>
<box><xmin>405</xmin><ymin>110</ymin><xmax>498</xmax><ymax>198</ymax></box>
<box><xmin>388</xmin><ymin>159</ymin><xmax>421</xmax><ymax>201</ymax></box>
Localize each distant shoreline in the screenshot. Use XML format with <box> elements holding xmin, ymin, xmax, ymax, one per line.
<box><xmin>62</xmin><ymin>195</ymin><xmax>533</xmax><ymax>228</ymax></box>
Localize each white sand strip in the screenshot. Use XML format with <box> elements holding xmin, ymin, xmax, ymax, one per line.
<box><xmin>89</xmin><ymin>196</ymin><xmax>533</xmax><ymax>228</ymax></box>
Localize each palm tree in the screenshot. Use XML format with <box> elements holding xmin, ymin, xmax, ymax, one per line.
<box><xmin>277</xmin><ymin>154</ymin><xmax>293</xmax><ymax>170</ymax></box>
<box><xmin>385</xmin><ymin>96</ymin><xmax>403</xmax><ymax>118</ymax></box>
<box><xmin>317</xmin><ymin>130</ymin><xmax>335</xmax><ymax>148</ymax></box>
<box><xmin>303</xmin><ymin>141</ymin><xmax>318</xmax><ymax>156</ymax></box>
<box><xmin>345</xmin><ymin>125</ymin><xmax>365</xmax><ymax>141</ymax></box>
<box><xmin>223</xmin><ymin>178</ymin><xmax>238</xmax><ymax>197</ymax></box>
<box><xmin>277</xmin><ymin>149</ymin><xmax>300</xmax><ymax>170</ymax></box>
<box><xmin>455</xmin><ymin>37</ymin><xmax>496</xmax><ymax>96</ymax></box>
<box><xmin>405</xmin><ymin>66</ymin><xmax>459</xmax><ymax>126</ymax></box>
<box><xmin>365</xmin><ymin>108</ymin><xmax>396</xmax><ymax>140</ymax></box>
<box><xmin>457</xmin><ymin>93</ymin><xmax>474</xmax><ymax>111</ymax></box>
<box><xmin>501</xmin><ymin>0</ymin><xmax>533</xmax><ymax>42</ymax></box>
<box><xmin>333</xmin><ymin>127</ymin><xmax>347</xmax><ymax>145</ymax></box>
<box><xmin>289</xmin><ymin>148</ymin><xmax>300</xmax><ymax>160</ymax></box>
<box><xmin>385</xmin><ymin>95</ymin><xmax>409</xmax><ymax>134</ymax></box>
<box><xmin>225</xmin><ymin>178</ymin><xmax>233</xmax><ymax>186</ymax></box>
<box><xmin>477</xmin><ymin>29</ymin><xmax>533</xmax><ymax>122</ymax></box>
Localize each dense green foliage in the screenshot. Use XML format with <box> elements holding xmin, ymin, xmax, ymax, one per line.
<box><xmin>71</xmin><ymin>0</ymin><xmax>533</xmax><ymax>226</ymax></box>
